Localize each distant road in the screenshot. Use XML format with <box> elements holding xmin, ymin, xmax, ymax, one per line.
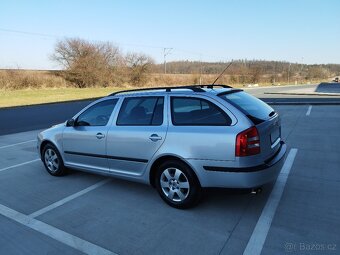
<box><xmin>0</xmin><ymin>100</ymin><xmax>93</xmax><ymax>135</ymax></box>
<box><xmin>244</xmin><ymin>83</ymin><xmax>340</xmax><ymax>97</ymax></box>
<box><xmin>245</xmin><ymin>84</ymin><xmax>315</xmax><ymax>97</ymax></box>
<box><xmin>1</xmin><ymin>83</ymin><xmax>340</xmax><ymax>135</ymax></box>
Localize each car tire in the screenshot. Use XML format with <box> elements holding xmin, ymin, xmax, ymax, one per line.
<box><xmin>42</xmin><ymin>143</ymin><xmax>67</xmax><ymax>176</ymax></box>
<box><xmin>155</xmin><ymin>160</ymin><xmax>202</xmax><ymax>209</ymax></box>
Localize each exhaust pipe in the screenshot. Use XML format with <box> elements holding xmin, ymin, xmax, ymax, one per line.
<box><xmin>251</xmin><ymin>187</ymin><xmax>262</xmax><ymax>194</ymax></box>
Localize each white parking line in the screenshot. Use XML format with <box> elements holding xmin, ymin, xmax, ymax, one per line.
<box><xmin>306</xmin><ymin>105</ymin><xmax>312</xmax><ymax>116</ymax></box>
<box><xmin>0</xmin><ymin>204</ymin><xmax>116</xmax><ymax>255</ymax></box>
<box><xmin>0</xmin><ymin>139</ymin><xmax>36</xmax><ymax>149</ymax></box>
<box><xmin>0</xmin><ymin>159</ymin><xmax>40</xmax><ymax>172</ymax></box>
<box><xmin>243</xmin><ymin>148</ymin><xmax>298</xmax><ymax>255</ymax></box>
<box><xmin>29</xmin><ymin>179</ymin><xmax>111</xmax><ymax>218</ymax></box>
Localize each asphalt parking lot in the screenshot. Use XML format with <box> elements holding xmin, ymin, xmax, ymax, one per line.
<box><xmin>0</xmin><ymin>102</ymin><xmax>339</xmax><ymax>255</ymax></box>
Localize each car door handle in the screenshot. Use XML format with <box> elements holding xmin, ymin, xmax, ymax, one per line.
<box><xmin>96</xmin><ymin>133</ymin><xmax>105</xmax><ymax>139</ymax></box>
<box><xmin>149</xmin><ymin>134</ymin><xmax>162</xmax><ymax>141</ymax></box>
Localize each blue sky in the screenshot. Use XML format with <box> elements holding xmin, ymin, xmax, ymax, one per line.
<box><xmin>1</xmin><ymin>0</ymin><xmax>340</xmax><ymax>69</ymax></box>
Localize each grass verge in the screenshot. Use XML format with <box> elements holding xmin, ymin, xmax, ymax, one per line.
<box><xmin>0</xmin><ymin>82</ymin><xmax>321</xmax><ymax>108</ymax></box>
<box><xmin>0</xmin><ymin>87</ymin><xmax>123</xmax><ymax>108</ymax></box>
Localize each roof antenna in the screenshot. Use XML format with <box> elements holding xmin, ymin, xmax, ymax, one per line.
<box><xmin>211</xmin><ymin>61</ymin><xmax>233</xmax><ymax>85</ymax></box>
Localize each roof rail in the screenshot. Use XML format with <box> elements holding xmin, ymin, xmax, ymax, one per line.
<box><xmin>198</xmin><ymin>84</ymin><xmax>233</xmax><ymax>89</ymax></box>
<box><xmin>108</xmin><ymin>85</ymin><xmax>206</xmax><ymax>96</ymax></box>
<box><xmin>108</xmin><ymin>84</ymin><xmax>233</xmax><ymax>96</ymax></box>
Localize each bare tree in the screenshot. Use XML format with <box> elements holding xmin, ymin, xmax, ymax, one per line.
<box><xmin>250</xmin><ymin>67</ymin><xmax>262</xmax><ymax>83</ymax></box>
<box><xmin>125</xmin><ymin>52</ymin><xmax>154</xmax><ymax>86</ymax></box>
<box><xmin>51</xmin><ymin>38</ymin><xmax>121</xmax><ymax>87</ymax></box>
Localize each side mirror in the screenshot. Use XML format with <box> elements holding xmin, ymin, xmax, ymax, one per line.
<box><xmin>66</xmin><ymin>119</ymin><xmax>75</xmax><ymax>127</ymax></box>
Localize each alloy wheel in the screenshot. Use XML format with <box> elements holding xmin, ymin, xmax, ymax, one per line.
<box><xmin>160</xmin><ymin>168</ymin><xmax>190</xmax><ymax>202</ymax></box>
<box><xmin>44</xmin><ymin>148</ymin><xmax>59</xmax><ymax>173</ymax></box>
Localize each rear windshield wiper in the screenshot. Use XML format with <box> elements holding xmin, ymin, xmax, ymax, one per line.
<box><xmin>269</xmin><ymin>111</ymin><xmax>276</xmax><ymax>117</ymax></box>
<box><xmin>217</xmin><ymin>89</ymin><xmax>243</xmax><ymax>96</ymax></box>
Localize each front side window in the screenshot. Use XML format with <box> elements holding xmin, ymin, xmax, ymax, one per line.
<box><xmin>117</xmin><ymin>97</ymin><xmax>164</xmax><ymax>126</ymax></box>
<box><xmin>76</xmin><ymin>99</ymin><xmax>118</xmax><ymax>126</ymax></box>
<box><xmin>171</xmin><ymin>97</ymin><xmax>231</xmax><ymax>126</ymax></box>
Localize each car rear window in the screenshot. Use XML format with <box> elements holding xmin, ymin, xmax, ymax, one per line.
<box><xmin>219</xmin><ymin>91</ymin><xmax>274</xmax><ymax>123</ymax></box>
<box><xmin>171</xmin><ymin>97</ymin><xmax>231</xmax><ymax>126</ymax></box>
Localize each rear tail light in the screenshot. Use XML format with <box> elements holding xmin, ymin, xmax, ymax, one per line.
<box><xmin>235</xmin><ymin>126</ymin><xmax>260</xmax><ymax>157</ymax></box>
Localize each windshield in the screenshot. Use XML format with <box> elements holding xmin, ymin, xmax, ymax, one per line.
<box><xmin>219</xmin><ymin>91</ymin><xmax>274</xmax><ymax>123</ymax></box>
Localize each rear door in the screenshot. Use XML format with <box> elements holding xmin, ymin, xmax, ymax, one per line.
<box><xmin>106</xmin><ymin>96</ymin><xmax>167</xmax><ymax>176</ymax></box>
<box><xmin>220</xmin><ymin>91</ymin><xmax>281</xmax><ymax>159</ymax></box>
<box><xmin>62</xmin><ymin>99</ymin><xmax>118</xmax><ymax>172</ymax></box>
<box><xmin>166</xmin><ymin>95</ymin><xmax>238</xmax><ymax>161</ymax></box>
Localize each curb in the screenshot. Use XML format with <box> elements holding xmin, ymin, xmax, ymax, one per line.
<box><xmin>264</xmin><ymin>92</ymin><xmax>340</xmax><ymax>97</ymax></box>
<box><xmin>244</xmin><ymin>83</ymin><xmax>318</xmax><ymax>90</ymax></box>
<box><xmin>0</xmin><ymin>97</ymin><xmax>101</xmax><ymax>110</ymax></box>
<box><xmin>265</xmin><ymin>102</ymin><xmax>340</xmax><ymax>105</ymax></box>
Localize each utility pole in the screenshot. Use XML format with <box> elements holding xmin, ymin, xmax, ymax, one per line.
<box><xmin>199</xmin><ymin>54</ymin><xmax>202</xmax><ymax>85</ymax></box>
<box><xmin>273</xmin><ymin>62</ymin><xmax>276</xmax><ymax>85</ymax></box>
<box><xmin>288</xmin><ymin>63</ymin><xmax>291</xmax><ymax>84</ymax></box>
<box><xmin>299</xmin><ymin>57</ymin><xmax>304</xmax><ymax>84</ymax></box>
<box><xmin>163</xmin><ymin>48</ymin><xmax>173</xmax><ymax>74</ymax></box>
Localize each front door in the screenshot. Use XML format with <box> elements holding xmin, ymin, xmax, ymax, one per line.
<box><xmin>63</xmin><ymin>99</ymin><xmax>118</xmax><ymax>172</ymax></box>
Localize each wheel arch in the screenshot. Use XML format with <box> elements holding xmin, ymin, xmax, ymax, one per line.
<box><xmin>40</xmin><ymin>140</ymin><xmax>62</xmax><ymax>159</ymax></box>
<box><xmin>149</xmin><ymin>154</ymin><xmax>201</xmax><ymax>188</ymax></box>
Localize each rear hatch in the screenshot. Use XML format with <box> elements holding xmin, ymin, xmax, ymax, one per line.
<box><xmin>219</xmin><ymin>90</ymin><xmax>281</xmax><ymax>160</ymax></box>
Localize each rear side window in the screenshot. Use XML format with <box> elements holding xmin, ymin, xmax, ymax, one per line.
<box><xmin>171</xmin><ymin>97</ymin><xmax>231</xmax><ymax>126</ymax></box>
<box><xmin>219</xmin><ymin>91</ymin><xmax>274</xmax><ymax>123</ymax></box>
<box><xmin>76</xmin><ymin>99</ymin><xmax>118</xmax><ymax>126</ymax></box>
<box><xmin>117</xmin><ymin>97</ymin><xmax>164</xmax><ymax>126</ymax></box>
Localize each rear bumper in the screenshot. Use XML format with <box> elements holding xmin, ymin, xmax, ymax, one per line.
<box><xmin>189</xmin><ymin>141</ymin><xmax>287</xmax><ymax>188</ymax></box>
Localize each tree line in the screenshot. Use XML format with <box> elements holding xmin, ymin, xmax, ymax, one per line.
<box><xmin>52</xmin><ymin>38</ymin><xmax>340</xmax><ymax>87</ymax></box>
<box><xmin>152</xmin><ymin>60</ymin><xmax>340</xmax><ymax>84</ymax></box>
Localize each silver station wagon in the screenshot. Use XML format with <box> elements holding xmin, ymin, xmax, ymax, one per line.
<box><xmin>38</xmin><ymin>85</ymin><xmax>286</xmax><ymax>208</ymax></box>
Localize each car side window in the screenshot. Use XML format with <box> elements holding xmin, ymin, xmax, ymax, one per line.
<box><xmin>171</xmin><ymin>97</ymin><xmax>231</xmax><ymax>126</ymax></box>
<box><xmin>76</xmin><ymin>99</ymin><xmax>118</xmax><ymax>126</ymax></box>
<box><xmin>117</xmin><ymin>97</ymin><xmax>164</xmax><ymax>126</ymax></box>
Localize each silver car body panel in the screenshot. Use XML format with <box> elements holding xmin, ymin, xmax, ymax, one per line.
<box><xmin>37</xmin><ymin>88</ymin><xmax>286</xmax><ymax>188</ymax></box>
<box><xmin>106</xmin><ymin>95</ymin><xmax>168</xmax><ymax>176</ymax></box>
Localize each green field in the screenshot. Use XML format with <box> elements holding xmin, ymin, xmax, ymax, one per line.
<box><xmin>0</xmin><ymin>82</ymin><xmax>322</xmax><ymax>108</ymax></box>
<box><xmin>1</xmin><ymin>67</ymin><xmax>328</xmax><ymax>108</ymax></box>
<box><xmin>0</xmin><ymin>87</ymin><xmax>123</xmax><ymax>108</ymax></box>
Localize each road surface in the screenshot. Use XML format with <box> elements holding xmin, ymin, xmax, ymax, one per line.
<box><xmin>1</xmin><ymin>83</ymin><xmax>340</xmax><ymax>135</ymax></box>
<box><xmin>0</xmin><ymin>104</ymin><xmax>339</xmax><ymax>255</ymax></box>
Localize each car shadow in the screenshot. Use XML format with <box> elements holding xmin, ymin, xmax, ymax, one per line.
<box><xmin>314</xmin><ymin>82</ymin><xmax>340</xmax><ymax>93</ymax></box>
<box><xmin>81</xmin><ymin>169</ymin><xmax>275</xmax><ymax>211</ymax></box>
<box><xmin>200</xmin><ymin>182</ymin><xmax>273</xmax><ymax>206</ymax></box>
